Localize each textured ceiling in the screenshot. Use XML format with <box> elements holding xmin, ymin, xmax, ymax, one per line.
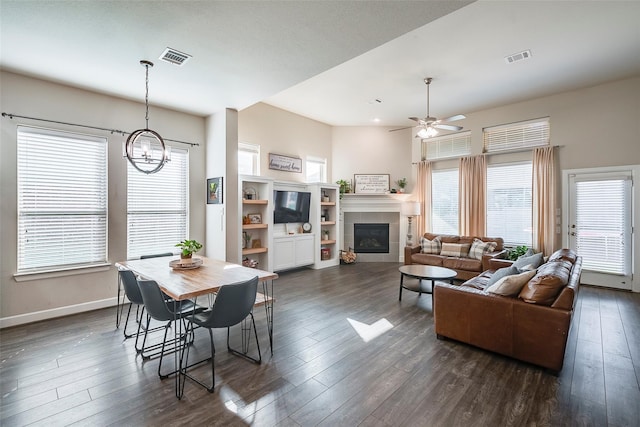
<box><xmin>1</xmin><ymin>0</ymin><xmax>639</xmax><ymax>129</ymax></box>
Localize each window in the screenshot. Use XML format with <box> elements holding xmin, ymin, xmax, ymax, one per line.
<box><xmin>127</xmin><ymin>147</ymin><xmax>189</xmax><ymax>259</ymax></box>
<box><xmin>423</xmin><ymin>131</ymin><xmax>471</xmax><ymax>160</ymax></box>
<box><xmin>431</xmin><ymin>169</ymin><xmax>459</xmax><ymax>234</ymax></box>
<box><xmin>483</xmin><ymin>117</ymin><xmax>550</xmax><ymax>153</ymax></box>
<box><xmin>573</xmin><ymin>175</ymin><xmax>631</xmax><ymax>275</ymax></box>
<box><xmin>486</xmin><ymin>162</ymin><xmax>533</xmax><ymax>247</ymax></box>
<box><xmin>238</xmin><ymin>142</ymin><xmax>260</xmax><ymax>175</ymax></box>
<box><xmin>17</xmin><ymin>126</ymin><xmax>108</xmax><ymax>272</ymax></box>
<box><xmin>306</xmin><ymin>156</ymin><xmax>327</xmax><ymax>183</ymax></box>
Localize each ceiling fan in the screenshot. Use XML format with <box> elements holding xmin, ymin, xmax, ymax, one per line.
<box><xmin>390</xmin><ymin>77</ymin><xmax>465</xmax><ymax>138</ymax></box>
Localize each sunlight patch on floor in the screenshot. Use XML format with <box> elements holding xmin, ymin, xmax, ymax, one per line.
<box><xmin>347</xmin><ymin>318</ymin><xmax>393</xmax><ymax>343</ymax></box>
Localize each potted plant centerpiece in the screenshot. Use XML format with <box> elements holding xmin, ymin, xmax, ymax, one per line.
<box><xmin>175</xmin><ymin>239</ymin><xmax>203</xmax><ymax>261</ymax></box>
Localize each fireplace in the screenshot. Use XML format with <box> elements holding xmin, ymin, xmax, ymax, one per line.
<box><xmin>354</xmin><ymin>223</ymin><xmax>390</xmax><ymax>253</ymax></box>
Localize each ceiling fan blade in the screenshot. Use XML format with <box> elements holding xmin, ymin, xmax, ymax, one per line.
<box><xmin>389</xmin><ymin>126</ymin><xmax>414</xmax><ymax>132</ymax></box>
<box><xmin>434</xmin><ymin>124</ymin><xmax>463</xmax><ymax>131</ymax></box>
<box><xmin>442</xmin><ymin>114</ymin><xmax>466</xmax><ymax>122</ymax></box>
<box><xmin>408</xmin><ymin>117</ymin><xmax>421</xmax><ymax>122</ymax></box>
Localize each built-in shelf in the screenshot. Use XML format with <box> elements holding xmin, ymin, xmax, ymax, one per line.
<box><xmin>321</xmin><ymin>239</ymin><xmax>336</xmax><ymax>245</ymax></box>
<box><xmin>243</xmin><ymin>223</ymin><xmax>268</xmax><ymax>230</ymax></box>
<box><xmin>320</xmin><ymin>221</ymin><xmax>336</xmax><ymax>226</ymax></box>
<box><xmin>242</xmin><ymin>247</ymin><xmax>267</xmax><ymax>255</ymax></box>
<box><xmin>321</xmin><ymin>201</ymin><xmax>336</xmax><ymax>206</ymax></box>
<box><xmin>243</xmin><ymin>199</ymin><xmax>268</xmax><ymax>205</ymax></box>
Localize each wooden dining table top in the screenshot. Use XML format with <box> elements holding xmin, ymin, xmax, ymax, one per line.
<box><xmin>116</xmin><ymin>255</ymin><xmax>278</xmax><ymax>301</ymax></box>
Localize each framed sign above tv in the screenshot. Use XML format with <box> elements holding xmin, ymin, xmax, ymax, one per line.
<box><xmin>354</xmin><ymin>174</ymin><xmax>390</xmax><ymax>194</ymax></box>
<box><xmin>269</xmin><ymin>153</ymin><xmax>302</xmax><ymax>173</ymax></box>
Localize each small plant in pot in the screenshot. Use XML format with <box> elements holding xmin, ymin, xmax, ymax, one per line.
<box><xmin>175</xmin><ymin>239</ymin><xmax>203</xmax><ymax>260</ymax></box>
<box><xmin>396</xmin><ymin>178</ymin><xmax>407</xmax><ymax>193</ymax></box>
<box><xmin>336</xmin><ymin>179</ymin><xmax>351</xmax><ymax>199</ymax></box>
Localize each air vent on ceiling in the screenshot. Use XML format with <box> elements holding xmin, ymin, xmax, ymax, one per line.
<box><xmin>504</xmin><ymin>49</ymin><xmax>532</xmax><ymax>64</ymax></box>
<box><xmin>159</xmin><ymin>47</ymin><xmax>192</xmax><ymax>66</ymax></box>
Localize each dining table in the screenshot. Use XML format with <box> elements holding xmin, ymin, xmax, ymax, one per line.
<box><xmin>115</xmin><ymin>254</ymin><xmax>278</xmax><ymax>398</ymax></box>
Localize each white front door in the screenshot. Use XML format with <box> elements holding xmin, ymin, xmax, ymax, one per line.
<box><xmin>567</xmin><ymin>170</ymin><xmax>632</xmax><ymax>290</ymax></box>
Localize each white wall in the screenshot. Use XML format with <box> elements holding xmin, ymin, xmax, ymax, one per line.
<box><xmin>332</xmin><ymin>126</ymin><xmax>414</xmax><ymax>191</ymax></box>
<box><xmin>0</xmin><ymin>71</ymin><xmax>206</xmax><ymax>324</ymax></box>
<box><xmin>238</xmin><ymin>103</ymin><xmax>332</xmax><ymax>182</ymax></box>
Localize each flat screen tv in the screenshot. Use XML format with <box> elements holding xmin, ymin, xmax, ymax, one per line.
<box><xmin>273</xmin><ymin>190</ymin><xmax>311</xmax><ymax>224</ymax></box>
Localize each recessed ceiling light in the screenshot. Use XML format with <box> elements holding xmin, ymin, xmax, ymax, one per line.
<box><xmin>159</xmin><ymin>47</ymin><xmax>192</xmax><ymax>66</ymax></box>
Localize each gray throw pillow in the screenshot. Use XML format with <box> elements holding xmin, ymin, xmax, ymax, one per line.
<box><xmin>523</xmin><ymin>248</ymin><xmax>535</xmax><ymax>257</ymax></box>
<box><xmin>513</xmin><ymin>252</ymin><xmax>544</xmax><ymax>272</ymax></box>
<box><xmin>486</xmin><ymin>265</ymin><xmax>519</xmax><ymax>286</ymax></box>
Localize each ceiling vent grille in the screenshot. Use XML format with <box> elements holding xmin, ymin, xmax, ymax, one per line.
<box><xmin>504</xmin><ymin>49</ymin><xmax>532</xmax><ymax>64</ymax></box>
<box><xmin>159</xmin><ymin>48</ymin><xmax>191</xmax><ymax>66</ymax></box>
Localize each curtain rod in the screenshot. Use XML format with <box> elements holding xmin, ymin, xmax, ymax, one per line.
<box><xmin>1</xmin><ymin>112</ymin><xmax>199</xmax><ymax>147</ymax></box>
<box><xmin>412</xmin><ymin>144</ymin><xmax>563</xmax><ymax>164</ymax></box>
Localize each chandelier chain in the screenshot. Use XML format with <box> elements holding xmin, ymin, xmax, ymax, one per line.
<box><xmin>145</xmin><ymin>63</ymin><xmax>149</xmax><ymax>129</ymax></box>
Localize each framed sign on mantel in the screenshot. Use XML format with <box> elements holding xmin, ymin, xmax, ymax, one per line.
<box><xmin>354</xmin><ymin>174</ymin><xmax>390</xmax><ymax>194</ymax></box>
<box><xmin>268</xmin><ymin>153</ymin><xmax>302</xmax><ymax>173</ymax></box>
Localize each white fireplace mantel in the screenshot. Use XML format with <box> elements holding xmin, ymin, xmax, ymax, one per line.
<box><xmin>340</xmin><ymin>193</ymin><xmax>414</xmax><ymax>262</ymax></box>
<box><xmin>340</xmin><ymin>193</ymin><xmax>412</xmax><ymax>213</ymax></box>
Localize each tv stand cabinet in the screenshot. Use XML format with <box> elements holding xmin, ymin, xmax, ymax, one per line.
<box><xmin>273</xmin><ymin>234</ymin><xmax>314</xmax><ymax>272</ymax></box>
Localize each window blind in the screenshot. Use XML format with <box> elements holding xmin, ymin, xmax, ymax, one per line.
<box><xmin>423</xmin><ymin>131</ymin><xmax>471</xmax><ymax>160</ymax></box>
<box><xmin>486</xmin><ymin>162</ymin><xmax>533</xmax><ymax>247</ymax></box>
<box><xmin>483</xmin><ymin>117</ymin><xmax>550</xmax><ymax>153</ymax></box>
<box><xmin>306</xmin><ymin>156</ymin><xmax>327</xmax><ymax>183</ymax></box>
<box><xmin>127</xmin><ymin>147</ymin><xmax>188</xmax><ymax>259</ymax></box>
<box><xmin>17</xmin><ymin>126</ymin><xmax>108</xmax><ymax>271</ymax></box>
<box><xmin>575</xmin><ymin>178</ymin><xmax>629</xmax><ymax>275</ymax></box>
<box><xmin>238</xmin><ymin>142</ymin><xmax>260</xmax><ymax>176</ymax></box>
<box><xmin>431</xmin><ymin>169</ymin><xmax>459</xmax><ymax>234</ymax></box>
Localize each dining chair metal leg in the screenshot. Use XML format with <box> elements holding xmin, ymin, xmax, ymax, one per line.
<box><xmin>227</xmin><ymin>312</ymin><xmax>261</xmax><ymax>364</ymax></box>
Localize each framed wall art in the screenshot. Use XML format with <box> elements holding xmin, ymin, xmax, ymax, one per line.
<box><xmin>268</xmin><ymin>153</ymin><xmax>302</xmax><ymax>173</ymax></box>
<box><xmin>207</xmin><ymin>177</ymin><xmax>223</xmax><ymax>204</ymax></box>
<box><xmin>354</xmin><ymin>174</ymin><xmax>390</xmax><ymax>194</ymax></box>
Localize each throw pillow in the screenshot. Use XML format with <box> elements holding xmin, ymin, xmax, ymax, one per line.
<box><xmin>440</xmin><ymin>242</ymin><xmax>471</xmax><ymax>258</ymax></box>
<box><xmin>486</xmin><ymin>269</ymin><xmax>537</xmax><ymax>297</ymax></box>
<box><xmin>486</xmin><ymin>265</ymin><xmax>519</xmax><ymax>286</ymax></box>
<box><xmin>420</xmin><ymin>236</ymin><xmax>442</xmax><ymax>254</ymax></box>
<box><xmin>513</xmin><ymin>252</ymin><xmax>544</xmax><ymax>272</ymax></box>
<box><xmin>468</xmin><ymin>238</ymin><xmax>498</xmax><ymax>260</ymax></box>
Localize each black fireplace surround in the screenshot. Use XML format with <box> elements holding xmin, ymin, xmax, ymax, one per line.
<box><xmin>354</xmin><ymin>223</ymin><xmax>390</xmax><ymax>253</ymax></box>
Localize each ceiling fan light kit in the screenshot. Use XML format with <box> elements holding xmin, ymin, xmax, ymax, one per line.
<box><xmin>124</xmin><ymin>60</ymin><xmax>170</xmax><ymax>174</ymax></box>
<box><xmin>390</xmin><ymin>77</ymin><xmax>465</xmax><ymax>139</ymax></box>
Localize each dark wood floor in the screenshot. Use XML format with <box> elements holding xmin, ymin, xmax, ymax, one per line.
<box><xmin>1</xmin><ymin>263</ymin><xmax>639</xmax><ymax>426</ymax></box>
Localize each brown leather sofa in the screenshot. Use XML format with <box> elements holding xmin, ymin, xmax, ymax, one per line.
<box><xmin>434</xmin><ymin>249</ymin><xmax>582</xmax><ymax>373</ymax></box>
<box><xmin>404</xmin><ymin>233</ymin><xmax>505</xmax><ymax>281</ymax></box>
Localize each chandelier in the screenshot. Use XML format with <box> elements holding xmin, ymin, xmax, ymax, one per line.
<box><xmin>124</xmin><ymin>60</ymin><xmax>170</xmax><ymax>174</ymax></box>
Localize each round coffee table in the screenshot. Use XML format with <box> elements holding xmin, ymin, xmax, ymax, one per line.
<box><xmin>398</xmin><ymin>265</ymin><xmax>457</xmax><ymax>302</ymax></box>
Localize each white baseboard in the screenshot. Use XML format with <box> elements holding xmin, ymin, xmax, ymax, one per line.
<box><xmin>0</xmin><ymin>297</ymin><xmax>122</xmax><ymax>329</ymax></box>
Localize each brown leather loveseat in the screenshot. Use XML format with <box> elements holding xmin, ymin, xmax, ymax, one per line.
<box><xmin>405</xmin><ymin>233</ymin><xmax>505</xmax><ymax>281</ymax></box>
<box><xmin>434</xmin><ymin>249</ymin><xmax>582</xmax><ymax>373</ymax></box>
